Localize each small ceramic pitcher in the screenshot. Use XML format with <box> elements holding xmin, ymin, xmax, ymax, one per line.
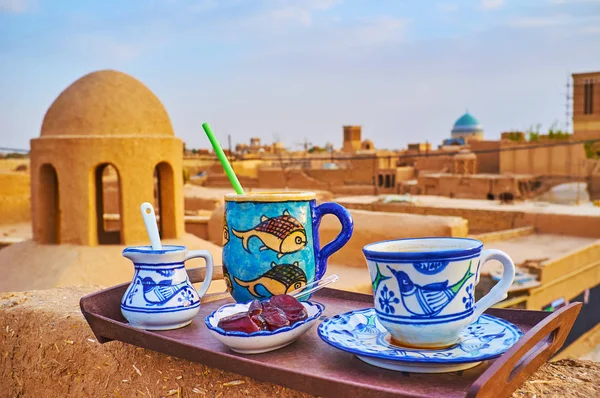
<box><xmin>120</xmin><ymin>245</ymin><xmax>214</xmax><ymax>330</ymax></box>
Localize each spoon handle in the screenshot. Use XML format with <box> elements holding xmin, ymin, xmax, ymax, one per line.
<box><xmin>291</xmin><ymin>274</ymin><xmax>339</xmax><ymax>300</ymax></box>
<box><xmin>140</xmin><ymin>202</ymin><xmax>162</xmax><ymax>250</ymax></box>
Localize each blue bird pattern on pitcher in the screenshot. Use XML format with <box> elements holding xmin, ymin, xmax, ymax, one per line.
<box><xmin>140</xmin><ymin>276</ymin><xmax>198</xmax><ymax>306</ymax></box>
<box><xmin>123</xmin><ymin>273</ymin><xmax>199</xmax><ymax>309</ymax></box>
<box><xmin>317</xmin><ymin>308</ymin><xmax>523</xmax><ymax>363</ymax></box>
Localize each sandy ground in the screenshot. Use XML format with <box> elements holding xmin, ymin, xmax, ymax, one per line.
<box><xmin>0</xmin><ymin>222</ymin><xmax>31</xmax><ymax>241</ymax></box>
<box><xmin>0</xmin><ymin>234</ymin><xmax>225</xmax><ymax>293</ymax></box>
<box><xmin>337</xmin><ymin>195</ymin><xmax>600</xmax><ymax>217</ymax></box>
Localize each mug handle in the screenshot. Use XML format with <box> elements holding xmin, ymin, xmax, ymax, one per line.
<box><xmin>472</xmin><ymin>249</ymin><xmax>516</xmax><ymax>320</ymax></box>
<box><xmin>185</xmin><ymin>250</ymin><xmax>214</xmax><ymax>298</ymax></box>
<box><xmin>313</xmin><ymin>203</ymin><xmax>354</xmax><ymax>281</ymax></box>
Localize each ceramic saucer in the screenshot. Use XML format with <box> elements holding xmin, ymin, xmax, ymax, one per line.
<box><xmin>318</xmin><ymin>308</ymin><xmax>522</xmax><ymax>373</ymax></box>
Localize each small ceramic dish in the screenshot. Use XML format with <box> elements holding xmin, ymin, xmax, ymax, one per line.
<box><xmin>205</xmin><ymin>301</ymin><xmax>324</xmax><ymax>354</ymax></box>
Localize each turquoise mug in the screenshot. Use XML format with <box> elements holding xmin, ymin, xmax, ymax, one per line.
<box><xmin>222</xmin><ymin>191</ymin><xmax>354</xmax><ymax>303</ymax></box>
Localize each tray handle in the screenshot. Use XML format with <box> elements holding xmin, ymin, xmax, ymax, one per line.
<box><xmin>467</xmin><ymin>302</ymin><xmax>582</xmax><ymax>398</ymax></box>
<box><xmin>187</xmin><ymin>265</ymin><xmax>224</xmax><ymax>284</ymax></box>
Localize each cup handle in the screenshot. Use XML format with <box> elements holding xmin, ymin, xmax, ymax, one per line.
<box><xmin>472</xmin><ymin>249</ymin><xmax>516</xmax><ymax>320</ymax></box>
<box><xmin>313</xmin><ymin>202</ymin><xmax>354</xmax><ymax>281</ymax></box>
<box><xmin>185</xmin><ymin>250</ymin><xmax>214</xmax><ymax>298</ymax></box>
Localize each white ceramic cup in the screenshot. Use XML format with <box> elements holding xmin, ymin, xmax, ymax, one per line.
<box><xmin>363</xmin><ymin>237</ymin><xmax>515</xmax><ymax>348</ymax></box>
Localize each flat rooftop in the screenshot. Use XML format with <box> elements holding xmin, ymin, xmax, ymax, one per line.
<box><xmin>421</xmin><ymin>173</ymin><xmax>535</xmax><ymax>179</ymax></box>
<box><xmin>481</xmin><ymin>233</ymin><xmax>598</xmax><ymax>274</ymax></box>
<box><xmin>336</xmin><ymin>195</ymin><xmax>600</xmax><ymax>217</ymax></box>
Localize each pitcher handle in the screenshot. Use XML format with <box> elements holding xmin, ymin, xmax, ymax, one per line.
<box><xmin>185</xmin><ymin>250</ymin><xmax>214</xmax><ymax>298</ymax></box>
<box><xmin>313</xmin><ymin>202</ymin><xmax>354</xmax><ymax>281</ymax></box>
<box><xmin>472</xmin><ymin>249</ymin><xmax>516</xmax><ymax>320</ymax></box>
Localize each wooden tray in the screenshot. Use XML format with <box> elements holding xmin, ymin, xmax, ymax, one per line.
<box><xmin>80</xmin><ymin>266</ymin><xmax>582</xmax><ymax>398</ymax></box>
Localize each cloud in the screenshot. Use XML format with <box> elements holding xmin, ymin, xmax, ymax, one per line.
<box><xmin>232</xmin><ymin>0</ymin><xmax>343</xmax><ymax>33</ymax></box>
<box><xmin>508</xmin><ymin>15</ymin><xmax>569</xmax><ymax>27</ymax></box>
<box><xmin>187</xmin><ymin>0</ymin><xmax>220</xmax><ymax>13</ymax></box>
<box><xmin>269</xmin><ymin>7</ymin><xmax>313</xmax><ymax>26</ymax></box>
<box><xmin>305</xmin><ymin>0</ymin><xmax>342</xmax><ymax>11</ymax></box>
<box><xmin>580</xmin><ymin>25</ymin><xmax>600</xmax><ymax>34</ymax></box>
<box><xmin>0</xmin><ymin>0</ymin><xmax>33</xmax><ymax>13</ymax></box>
<box><xmin>549</xmin><ymin>0</ymin><xmax>600</xmax><ymax>4</ymax></box>
<box><xmin>480</xmin><ymin>0</ymin><xmax>505</xmax><ymax>10</ymax></box>
<box><xmin>71</xmin><ymin>34</ymin><xmax>169</xmax><ymax>63</ymax></box>
<box><xmin>350</xmin><ymin>17</ymin><xmax>409</xmax><ymax>46</ymax></box>
<box><xmin>436</xmin><ymin>2</ymin><xmax>458</xmax><ymax>13</ymax></box>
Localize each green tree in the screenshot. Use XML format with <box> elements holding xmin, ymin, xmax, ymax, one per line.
<box><xmin>526</xmin><ymin>124</ymin><xmax>541</xmax><ymax>142</ymax></box>
<box><xmin>584</xmin><ymin>141</ymin><xmax>600</xmax><ymax>159</ymax></box>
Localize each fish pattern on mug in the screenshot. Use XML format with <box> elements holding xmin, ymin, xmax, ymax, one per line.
<box><xmin>234</xmin><ymin>261</ymin><xmax>308</xmax><ymax>298</ymax></box>
<box><xmin>232</xmin><ymin>210</ymin><xmax>307</xmax><ymax>259</ymax></box>
<box><xmin>223</xmin><ymin>214</ymin><xmax>230</xmax><ymax>246</ymax></box>
<box><xmin>224</xmin><ymin>199</ymin><xmax>318</xmax><ymax>303</ymax></box>
<box><xmin>223</xmin><ymin>264</ymin><xmax>233</xmax><ymax>293</ymax></box>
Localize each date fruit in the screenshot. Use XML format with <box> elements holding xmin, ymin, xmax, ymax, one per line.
<box><xmin>261</xmin><ymin>306</ymin><xmax>290</xmax><ymax>331</ymax></box>
<box><xmin>216</xmin><ymin>294</ymin><xmax>308</xmax><ymax>334</ymax></box>
<box><xmin>270</xmin><ymin>294</ymin><xmax>308</xmax><ymax>324</ymax></box>
<box><xmin>217</xmin><ymin>312</ymin><xmax>261</xmax><ymax>333</ymax></box>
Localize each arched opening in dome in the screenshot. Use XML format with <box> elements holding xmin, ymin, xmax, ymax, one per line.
<box><xmin>94</xmin><ymin>163</ymin><xmax>122</xmax><ymax>245</ymax></box>
<box><xmin>153</xmin><ymin>161</ymin><xmax>176</xmax><ymax>239</ymax></box>
<box><xmin>38</xmin><ymin>163</ymin><xmax>60</xmax><ymax>244</ymax></box>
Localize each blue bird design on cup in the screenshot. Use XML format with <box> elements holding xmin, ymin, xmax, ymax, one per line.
<box><xmin>386</xmin><ymin>265</ymin><xmax>475</xmax><ymax>317</ymax></box>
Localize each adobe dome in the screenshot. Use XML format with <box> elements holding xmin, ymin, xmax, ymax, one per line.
<box><xmin>361</xmin><ymin>139</ymin><xmax>374</xmax><ymax>150</ymax></box>
<box><xmin>40</xmin><ymin>70</ymin><xmax>173</xmax><ymax>137</ymax></box>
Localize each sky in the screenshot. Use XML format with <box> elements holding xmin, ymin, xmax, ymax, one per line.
<box><xmin>1</xmin><ymin>0</ymin><xmax>600</xmax><ymax>151</ymax></box>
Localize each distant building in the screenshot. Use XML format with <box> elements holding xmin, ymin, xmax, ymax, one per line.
<box><xmin>453</xmin><ymin>149</ymin><xmax>477</xmax><ymax>175</ymax></box>
<box><xmin>407</xmin><ymin>142</ymin><xmax>431</xmax><ymax>152</ymax></box>
<box><xmin>449</xmin><ymin>112</ymin><xmax>484</xmax><ymax>143</ymax></box>
<box><xmin>342</xmin><ymin>125</ymin><xmax>362</xmax><ymax>153</ymax></box>
<box><xmin>573</xmin><ymin>71</ymin><xmax>600</xmax><ymax>140</ymax></box>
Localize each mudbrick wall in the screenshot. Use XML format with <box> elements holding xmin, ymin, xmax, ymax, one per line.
<box><xmin>1</xmin><ymin>287</ymin><xmax>598</xmax><ymax>398</ymax></box>
<box><xmin>0</xmin><ymin>172</ymin><xmax>31</xmax><ymax>224</ymax></box>
<box><xmin>375</xmin><ymin>203</ymin><xmax>527</xmax><ymax>233</ymax></box>
<box><xmin>341</xmin><ymin>202</ymin><xmax>600</xmax><ymax>238</ymax></box>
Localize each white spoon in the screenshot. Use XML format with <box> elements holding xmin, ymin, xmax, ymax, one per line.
<box><xmin>140</xmin><ymin>202</ymin><xmax>162</xmax><ymax>250</ymax></box>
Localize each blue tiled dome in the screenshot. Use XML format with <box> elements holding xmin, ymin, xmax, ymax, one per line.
<box><xmin>451</xmin><ymin>112</ymin><xmax>483</xmax><ymax>136</ymax></box>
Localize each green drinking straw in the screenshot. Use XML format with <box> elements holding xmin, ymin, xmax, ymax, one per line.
<box><xmin>202</xmin><ymin>122</ymin><xmax>245</xmax><ymax>195</ymax></box>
